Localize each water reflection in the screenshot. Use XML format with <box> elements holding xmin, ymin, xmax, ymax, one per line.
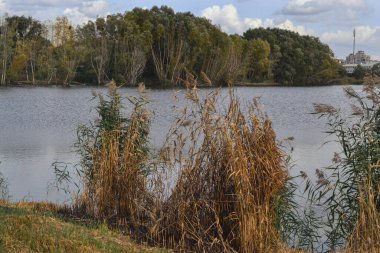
<box><xmin>0</xmin><ymin>85</ymin><xmax>357</xmax><ymax>202</ymax></box>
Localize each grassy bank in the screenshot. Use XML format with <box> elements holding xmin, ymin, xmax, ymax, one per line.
<box><xmin>0</xmin><ymin>201</ymin><xmax>166</xmax><ymax>253</ymax></box>
<box><xmin>1</xmin><ymin>200</ymin><xmax>379</xmax><ymax>253</ymax></box>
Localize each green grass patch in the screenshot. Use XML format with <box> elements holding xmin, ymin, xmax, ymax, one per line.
<box><xmin>0</xmin><ymin>202</ymin><xmax>166</xmax><ymax>253</ymax></box>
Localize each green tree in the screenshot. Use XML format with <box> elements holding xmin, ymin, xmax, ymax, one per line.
<box><xmin>372</xmin><ymin>63</ymin><xmax>380</xmax><ymax>77</ymax></box>
<box><xmin>1</xmin><ymin>8</ymin><xmax>341</xmax><ymax>87</ymax></box>
<box><xmin>245</xmin><ymin>39</ymin><xmax>271</xmax><ymax>82</ymax></box>
<box><xmin>352</xmin><ymin>65</ymin><xmax>366</xmax><ymax>79</ymax></box>
<box><xmin>243</xmin><ymin>28</ymin><xmax>339</xmax><ymax>85</ymax></box>
<box><xmin>4</xmin><ymin>16</ymin><xmax>48</xmax><ymax>84</ymax></box>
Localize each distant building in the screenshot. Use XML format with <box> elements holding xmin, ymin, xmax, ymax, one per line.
<box><xmin>345</xmin><ymin>50</ymin><xmax>371</xmax><ymax>64</ymax></box>
<box><xmin>356</xmin><ymin>50</ymin><xmax>371</xmax><ymax>63</ymax></box>
<box><xmin>343</xmin><ymin>61</ymin><xmax>379</xmax><ymax>74</ymax></box>
<box><xmin>346</xmin><ymin>53</ymin><xmax>355</xmax><ymax>64</ymax></box>
<box><xmin>342</xmin><ymin>29</ymin><xmax>379</xmax><ymax>74</ymax></box>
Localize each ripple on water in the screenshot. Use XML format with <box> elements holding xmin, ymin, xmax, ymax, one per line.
<box><xmin>0</xmin><ymin>85</ymin><xmax>357</xmax><ymax>202</ymax></box>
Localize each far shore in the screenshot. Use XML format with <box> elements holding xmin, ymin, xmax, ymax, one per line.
<box><xmin>2</xmin><ymin>77</ymin><xmax>376</xmax><ymax>89</ymax></box>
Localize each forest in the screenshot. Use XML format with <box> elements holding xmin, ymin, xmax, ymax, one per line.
<box><xmin>0</xmin><ymin>6</ymin><xmax>345</xmax><ymax>87</ymax></box>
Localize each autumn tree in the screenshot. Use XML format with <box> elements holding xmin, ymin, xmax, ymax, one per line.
<box><xmin>0</xmin><ymin>15</ymin><xmax>12</xmax><ymax>85</ymax></box>
<box><xmin>54</xmin><ymin>16</ymin><xmax>81</xmax><ymax>86</ymax></box>
<box><xmin>352</xmin><ymin>65</ymin><xmax>367</xmax><ymax>79</ymax></box>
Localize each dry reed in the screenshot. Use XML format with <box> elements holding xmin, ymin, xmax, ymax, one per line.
<box><xmin>152</xmin><ymin>89</ymin><xmax>289</xmax><ymax>252</ymax></box>
<box><xmin>344</xmin><ymin>179</ymin><xmax>380</xmax><ymax>253</ymax></box>
<box><xmin>74</xmin><ymin>82</ymin><xmax>152</xmax><ymax>235</ymax></box>
<box><xmin>64</xmin><ymin>80</ymin><xmax>300</xmax><ymax>252</ymax></box>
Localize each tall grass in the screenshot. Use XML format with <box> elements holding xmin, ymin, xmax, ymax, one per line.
<box><xmin>152</xmin><ymin>89</ymin><xmax>292</xmax><ymax>252</ymax></box>
<box><xmin>345</xmin><ymin>179</ymin><xmax>380</xmax><ymax>252</ymax></box>
<box><xmin>312</xmin><ymin>75</ymin><xmax>380</xmax><ymax>251</ymax></box>
<box><xmin>52</xmin><ymin>80</ymin><xmax>304</xmax><ymax>252</ymax></box>
<box><xmin>72</xmin><ymin>81</ymin><xmax>152</xmax><ymax>233</ymax></box>
<box><xmin>30</xmin><ymin>72</ymin><xmax>380</xmax><ymax>252</ymax></box>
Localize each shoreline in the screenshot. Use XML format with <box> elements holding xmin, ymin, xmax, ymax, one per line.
<box><xmin>0</xmin><ymin>77</ymin><xmax>372</xmax><ymax>89</ymax></box>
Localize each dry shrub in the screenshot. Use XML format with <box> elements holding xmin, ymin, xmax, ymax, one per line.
<box><xmin>152</xmin><ymin>89</ymin><xmax>289</xmax><ymax>252</ymax></box>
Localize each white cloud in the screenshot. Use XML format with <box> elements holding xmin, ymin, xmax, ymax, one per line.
<box><xmin>201</xmin><ymin>4</ymin><xmax>243</xmax><ymax>34</ymax></box>
<box><xmin>63</xmin><ymin>8</ymin><xmax>88</xmax><ymax>24</ymax></box>
<box><xmin>201</xmin><ymin>4</ymin><xmax>313</xmax><ymax>35</ymax></box>
<box><xmin>321</xmin><ymin>26</ymin><xmax>379</xmax><ymax>45</ymax></box>
<box><xmin>279</xmin><ymin>20</ymin><xmax>313</xmax><ymax>35</ymax></box>
<box><xmin>320</xmin><ymin>26</ymin><xmax>380</xmax><ymax>59</ymax></box>
<box><xmin>0</xmin><ymin>0</ymin><xmax>7</xmax><ymax>14</ymax></box>
<box><xmin>64</xmin><ymin>1</ymin><xmax>109</xmax><ymax>24</ymax></box>
<box><xmin>0</xmin><ymin>0</ymin><xmax>109</xmax><ymax>24</ymax></box>
<box><xmin>81</xmin><ymin>0</ymin><xmax>108</xmax><ymax>17</ymax></box>
<box><xmin>7</xmin><ymin>0</ymin><xmax>83</xmax><ymax>7</ymax></box>
<box><xmin>282</xmin><ymin>0</ymin><xmax>367</xmax><ymax>15</ymax></box>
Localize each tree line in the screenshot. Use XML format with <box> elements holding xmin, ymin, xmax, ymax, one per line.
<box><xmin>0</xmin><ymin>6</ymin><xmax>345</xmax><ymax>87</ymax></box>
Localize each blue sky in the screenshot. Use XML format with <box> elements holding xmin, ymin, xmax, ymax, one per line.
<box><xmin>1</xmin><ymin>0</ymin><xmax>379</xmax><ymax>60</ymax></box>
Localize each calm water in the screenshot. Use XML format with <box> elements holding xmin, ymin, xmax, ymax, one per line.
<box><xmin>0</xmin><ymin>85</ymin><xmax>358</xmax><ymax>203</ymax></box>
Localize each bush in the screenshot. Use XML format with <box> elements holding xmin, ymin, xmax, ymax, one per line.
<box><xmin>372</xmin><ymin>63</ymin><xmax>380</xmax><ymax>77</ymax></box>
<box><xmin>352</xmin><ymin>65</ymin><xmax>367</xmax><ymax>79</ymax></box>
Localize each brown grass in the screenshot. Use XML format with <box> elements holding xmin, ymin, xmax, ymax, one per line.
<box><xmin>58</xmin><ymin>82</ymin><xmax>299</xmax><ymax>252</ymax></box>
<box><xmin>344</xmin><ymin>179</ymin><xmax>380</xmax><ymax>253</ymax></box>
<box><xmin>75</xmin><ymin>92</ymin><xmax>152</xmax><ymax>233</ymax></box>
<box><xmin>151</xmin><ymin>89</ymin><xmax>289</xmax><ymax>252</ymax></box>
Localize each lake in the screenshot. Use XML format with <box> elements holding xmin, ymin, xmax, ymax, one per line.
<box><xmin>0</xmin><ymin>85</ymin><xmax>357</xmax><ymax>203</ymax></box>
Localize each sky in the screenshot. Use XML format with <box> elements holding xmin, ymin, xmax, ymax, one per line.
<box><xmin>0</xmin><ymin>0</ymin><xmax>379</xmax><ymax>60</ymax></box>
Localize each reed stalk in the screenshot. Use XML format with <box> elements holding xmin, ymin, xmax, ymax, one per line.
<box><xmin>152</xmin><ymin>89</ymin><xmax>290</xmax><ymax>252</ymax></box>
